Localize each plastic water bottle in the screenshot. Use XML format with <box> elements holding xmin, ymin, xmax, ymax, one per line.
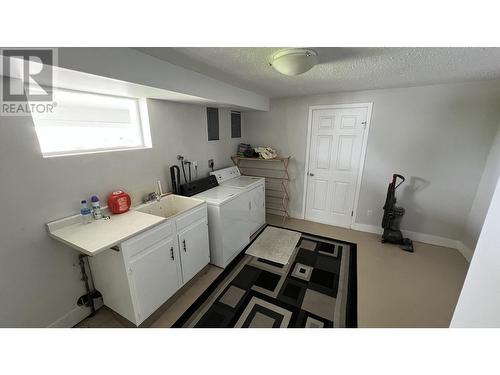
<box><xmin>80</xmin><ymin>200</ymin><xmax>92</xmax><ymax>224</ymax></box>
<box><xmin>91</xmin><ymin>195</ymin><xmax>103</xmax><ymax>220</ymax></box>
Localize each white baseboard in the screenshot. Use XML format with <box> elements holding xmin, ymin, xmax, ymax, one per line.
<box><xmin>48</xmin><ymin>305</ymin><xmax>90</xmax><ymax>328</ymax></box>
<box><xmin>351</xmin><ymin>223</ymin><xmax>383</xmax><ymax>235</ymax></box>
<box><xmin>271</xmin><ymin>215</ymin><xmax>473</xmax><ymax>263</ymax></box>
<box><xmin>288</xmin><ymin>210</ymin><xmax>303</xmax><ymax>220</ymax></box>
<box><xmin>401</xmin><ymin>229</ymin><xmax>458</xmax><ymax>250</ymax></box>
<box><xmin>351</xmin><ymin>222</ymin><xmax>472</xmax><ymax>263</ymax></box>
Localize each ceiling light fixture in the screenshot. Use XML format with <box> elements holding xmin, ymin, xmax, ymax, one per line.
<box><xmin>269</xmin><ymin>48</ymin><xmax>318</xmax><ymax>76</ymax></box>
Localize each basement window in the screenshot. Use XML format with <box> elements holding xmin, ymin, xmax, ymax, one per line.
<box><xmin>30</xmin><ymin>89</ymin><xmax>152</xmax><ymax>157</ymax></box>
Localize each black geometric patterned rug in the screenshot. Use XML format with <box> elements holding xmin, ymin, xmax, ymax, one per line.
<box><xmin>173</xmin><ymin>225</ymin><xmax>357</xmax><ymax>328</ymax></box>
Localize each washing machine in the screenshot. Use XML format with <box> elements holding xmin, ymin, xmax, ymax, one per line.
<box><xmin>189</xmin><ymin>181</ymin><xmax>251</xmax><ymax>268</ymax></box>
<box><xmin>210</xmin><ymin>166</ymin><xmax>266</xmax><ymax>236</ymax></box>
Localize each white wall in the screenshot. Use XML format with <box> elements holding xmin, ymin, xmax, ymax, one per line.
<box><xmin>461</xmin><ymin>124</ymin><xmax>500</xmax><ymax>253</ymax></box>
<box><xmin>243</xmin><ymin>80</ymin><xmax>500</xmax><ymax>241</ymax></box>
<box><xmin>0</xmin><ymin>94</ymin><xmax>242</xmax><ymax>327</ymax></box>
<box><xmin>451</xmin><ymin>176</ymin><xmax>500</xmax><ymax>327</ymax></box>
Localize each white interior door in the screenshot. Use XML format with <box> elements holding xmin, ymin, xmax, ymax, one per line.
<box><xmin>305</xmin><ymin>105</ymin><xmax>369</xmax><ymax>228</ymax></box>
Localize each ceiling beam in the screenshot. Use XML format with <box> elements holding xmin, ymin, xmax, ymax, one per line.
<box><xmin>57</xmin><ymin>48</ymin><xmax>269</xmax><ymax>111</ymax></box>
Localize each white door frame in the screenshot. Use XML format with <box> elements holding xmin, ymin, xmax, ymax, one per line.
<box><xmin>301</xmin><ymin>102</ymin><xmax>373</xmax><ymax>228</ymax></box>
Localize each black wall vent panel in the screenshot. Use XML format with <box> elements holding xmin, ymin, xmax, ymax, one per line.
<box><xmin>231</xmin><ymin>111</ymin><xmax>241</xmax><ymax>138</ymax></box>
<box><xmin>207</xmin><ymin>107</ymin><xmax>219</xmax><ymax>141</ymax></box>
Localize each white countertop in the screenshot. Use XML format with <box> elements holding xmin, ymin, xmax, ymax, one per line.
<box><xmin>47</xmin><ymin>210</ymin><xmax>167</xmax><ymax>256</ymax></box>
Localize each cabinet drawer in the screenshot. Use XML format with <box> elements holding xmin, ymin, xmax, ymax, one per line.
<box><xmin>175</xmin><ymin>204</ymin><xmax>207</xmax><ymax>232</ymax></box>
<box><xmin>121</xmin><ymin>220</ymin><xmax>174</xmax><ymax>259</ymax></box>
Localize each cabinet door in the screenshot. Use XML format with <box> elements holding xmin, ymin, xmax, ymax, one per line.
<box><xmin>249</xmin><ymin>184</ymin><xmax>266</xmax><ymax>235</ymax></box>
<box><xmin>128</xmin><ymin>236</ymin><xmax>181</xmax><ymax>325</ymax></box>
<box><xmin>178</xmin><ymin>219</ymin><xmax>210</xmax><ymax>283</ymax></box>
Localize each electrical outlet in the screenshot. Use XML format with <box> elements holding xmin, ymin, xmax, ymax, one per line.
<box><xmin>208</xmin><ymin>159</ymin><xmax>214</xmax><ymax>169</ymax></box>
<box><xmin>192</xmin><ymin>161</ymin><xmax>198</xmax><ymax>168</ymax></box>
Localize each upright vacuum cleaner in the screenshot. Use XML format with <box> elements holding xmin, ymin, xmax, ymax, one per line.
<box><xmin>381</xmin><ymin>174</ymin><xmax>414</xmax><ymax>252</ymax></box>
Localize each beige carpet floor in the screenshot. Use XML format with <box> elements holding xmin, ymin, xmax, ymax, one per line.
<box><xmin>77</xmin><ymin>214</ymin><xmax>469</xmax><ymax>328</ymax></box>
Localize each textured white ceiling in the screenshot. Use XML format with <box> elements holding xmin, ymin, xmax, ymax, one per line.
<box><xmin>136</xmin><ymin>47</ymin><xmax>500</xmax><ymax>98</ymax></box>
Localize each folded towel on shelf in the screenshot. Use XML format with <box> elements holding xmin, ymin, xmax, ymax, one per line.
<box><xmin>254</xmin><ymin>147</ymin><xmax>278</xmax><ymax>159</ymax></box>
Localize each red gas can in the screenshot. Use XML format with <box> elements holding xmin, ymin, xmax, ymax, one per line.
<box><xmin>107</xmin><ymin>190</ymin><xmax>131</xmax><ymax>214</ymax></box>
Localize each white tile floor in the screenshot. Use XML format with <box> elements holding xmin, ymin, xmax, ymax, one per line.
<box><xmin>77</xmin><ymin>214</ymin><xmax>469</xmax><ymax>328</ymax></box>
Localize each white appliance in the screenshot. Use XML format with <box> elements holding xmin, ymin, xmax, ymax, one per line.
<box><xmin>210</xmin><ymin>166</ymin><xmax>266</xmax><ymax>235</ymax></box>
<box><xmin>192</xmin><ymin>185</ymin><xmax>251</xmax><ymax>268</ymax></box>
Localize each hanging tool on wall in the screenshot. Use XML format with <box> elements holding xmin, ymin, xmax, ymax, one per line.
<box><xmin>185</xmin><ymin>160</ymin><xmax>192</xmax><ymax>182</ymax></box>
<box><xmin>177</xmin><ymin>155</ymin><xmax>188</xmax><ymax>184</ymax></box>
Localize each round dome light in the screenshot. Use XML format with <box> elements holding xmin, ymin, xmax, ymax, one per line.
<box><xmin>269</xmin><ymin>48</ymin><xmax>318</xmax><ymax>76</ymax></box>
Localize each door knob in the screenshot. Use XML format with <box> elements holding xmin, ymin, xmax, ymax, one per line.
<box><xmin>308</xmin><ymin>172</ymin><xmax>315</xmax><ymax>176</ymax></box>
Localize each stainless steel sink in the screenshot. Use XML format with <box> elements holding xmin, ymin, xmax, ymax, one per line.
<box><xmin>135</xmin><ymin>194</ymin><xmax>204</xmax><ymax>219</ymax></box>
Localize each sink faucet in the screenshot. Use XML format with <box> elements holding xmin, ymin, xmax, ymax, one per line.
<box><xmin>142</xmin><ymin>179</ymin><xmax>169</xmax><ymax>203</ymax></box>
<box><xmin>143</xmin><ymin>191</ymin><xmax>160</xmax><ymax>203</ymax></box>
<box><xmin>156</xmin><ymin>179</ymin><xmax>164</xmax><ymax>196</ymax></box>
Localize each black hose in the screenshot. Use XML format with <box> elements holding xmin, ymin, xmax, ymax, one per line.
<box><xmin>180</xmin><ymin>160</ymin><xmax>187</xmax><ymax>184</ymax></box>
<box><xmin>170</xmin><ymin>166</ymin><xmax>180</xmax><ymax>194</ymax></box>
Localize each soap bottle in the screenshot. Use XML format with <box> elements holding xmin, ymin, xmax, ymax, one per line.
<box><xmin>91</xmin><ymin>195</ymin><xmax>103</xmax><ymax>220</ymax></box>
<box><xmin>80</xmin><ymin>200</ymin><xmax>92</xmax><ymax>224</ymax></box>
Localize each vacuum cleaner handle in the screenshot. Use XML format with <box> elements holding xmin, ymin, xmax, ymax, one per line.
<box><xmin>393</xmin><ymin>174</ymin><xmax>405</xmax><ymax>189</ymax></box>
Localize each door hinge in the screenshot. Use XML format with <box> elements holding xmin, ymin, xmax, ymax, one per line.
<box><xmin>351</xmin><ymin>211</ymin><xmax>354</xmax><ymax>217</ymax></box>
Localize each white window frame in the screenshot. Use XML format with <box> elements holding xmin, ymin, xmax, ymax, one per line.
<box><xmin>30</xmin><ymin>88</ymin><xmax>152</xmax><ymax>158</ymax></box>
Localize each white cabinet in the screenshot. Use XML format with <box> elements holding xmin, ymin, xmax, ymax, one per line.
<box><xmin>249</xmin><ymin>183</ymin><xmax>266</xmax><ymax>235</ymax></box>
<box><xmin>177</xmin><ymin>218</ymin><xmax>210</xmax><ymax>283</ymax></box>
<box><xmin>90</xmin><ymin>203</ymin><xmax>209</xmax><ymax>326</ymax></box>
<box><xmin>128</xmin><ymin>236</ymin><xmax>181</xmax><ymax>324</ymax></box>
